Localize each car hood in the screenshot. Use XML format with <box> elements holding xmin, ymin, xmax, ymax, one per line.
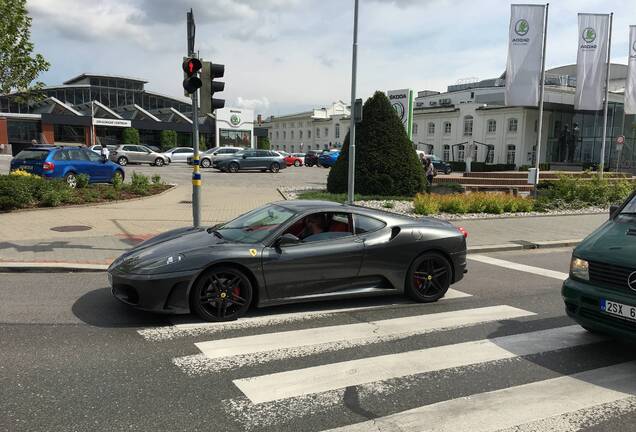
<box><xmin>575</xmin><ymin>218</ymin><xmax>636</xmax><ymax>268</ymax></box>
<box><xmin>110</xmin><ymin>226</ymin><xmax>227</xmax><ymax>273</ymax></box>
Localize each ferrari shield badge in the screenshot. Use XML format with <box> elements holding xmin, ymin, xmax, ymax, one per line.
<box><xmin>249</xmin><ymin>249</ymin><xmax>257</xmax><ymax>257</ymax></box>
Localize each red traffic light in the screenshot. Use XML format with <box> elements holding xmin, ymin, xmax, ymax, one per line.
<box><xmin>182</xmin><ymin>58</ymin><xmax>202</xmax><ymax>76</ymax></box>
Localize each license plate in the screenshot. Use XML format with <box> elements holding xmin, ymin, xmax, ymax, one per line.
<box><xmin>601</xmin><ymin>299</ymin><xmax>636</xmax><ymax>321</ymax></box>
<box><xmin>21</xmin><ymin>165</ymin><xmax>33</xmax><ymax>171</ymax></box>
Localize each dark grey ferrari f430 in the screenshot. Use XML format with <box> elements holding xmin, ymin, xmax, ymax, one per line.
<box><xmin>108</xmin><ymin>200</ymin><xmax>468</xmax><ymax>321</ymax></box>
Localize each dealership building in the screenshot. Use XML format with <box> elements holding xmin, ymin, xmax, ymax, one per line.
<box><xmin>0</xmin><ymin>73</ymin><xmax>261</xmax><ymax>155</ymax></box>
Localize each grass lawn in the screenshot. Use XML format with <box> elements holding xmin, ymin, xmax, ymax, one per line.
<box><xmin>296</xmin><ymin>190</ymin><xmax>412</xmax><ymax>203</ymax></box>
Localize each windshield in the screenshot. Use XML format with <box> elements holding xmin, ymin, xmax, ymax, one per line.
<box><xmin>619</xmin><ymin>194</ymin><xmax>636</xmax><ymax>215</ymax></box>
<box><xmin>14</xmin><ymin>149</ymin><xmax>49</xmax><ymax>161</ymax></box>
<box><xmin>216</xmin><ymin>204</ymin><xmax>296</xmax><ymax>243</ymax></box>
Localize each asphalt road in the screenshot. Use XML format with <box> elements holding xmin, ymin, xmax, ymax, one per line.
<box><xmin>3</xmin><ymin>247</ymin><xmax>636</xmax><ymax>432</ymax></box>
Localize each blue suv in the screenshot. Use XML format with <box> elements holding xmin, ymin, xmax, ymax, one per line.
<box><xmin>10</xmin><ymin>146</ymin><xmax>125</xmax><ymax>187</ymax></box>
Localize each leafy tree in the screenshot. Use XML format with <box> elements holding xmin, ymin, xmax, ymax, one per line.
<box><xmin>257</xmin><ymin>135</ymin><xmax>271</xmax><ymax>150</ymax></box>
<box><xmin>159</xmin><ymin>130</ymin><xmax>177</xmax><ymax>151</ymax></box>
<box><xmin>327</xmin><ymin>91</ymin><xmax>425</xmax><ymax>196</ymax></box>
<box><xmin>0</xmin><ymin>0</ymin><xmax>50</xmax><ymax>102</ymax></box>
<box><xmin>122</xmin><ymin>128</ymin><xmax>140</xmax><ymax>145</ymax></box>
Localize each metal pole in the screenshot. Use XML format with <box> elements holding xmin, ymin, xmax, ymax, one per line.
<box><xmin>347</xmin><ymin>0</ymin><xmax>359</xmax><ymax>205</ymax></box>
<box><xmin>599</xmin><ymin>12</ymin><xmax>613</xmax><ymax>178</ymax></box>
<box><xmin>191</xmin><ymin>82</ymin><xmax>201</xmax><ymax>227</ymax></box>
<box><xmin>91</xmin><ymin>100</ymin><xmax>95</xmax><ymax>147</ymax></box>
<box><xmin>534</xmin><ymin>3</ymin><xmax>549</xmax><ymax>196</ymax></box>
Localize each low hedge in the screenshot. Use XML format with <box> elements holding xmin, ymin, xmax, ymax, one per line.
<box><xmin>413</xmin><ymin>192</ymin><xmax>535</xmax><ymax>215</ymax></box>
<box><xmin>447</xmin><ymin>162</ymin><xmax>516</xmax><ymax>172</ymax></box>
<box><xmin>0</xmin><ymin>172</ymin><xmax>170</xmax><ymax>211</ymax></box>
<box><xmin>537</xmin><ymin>173</ymin><xmax>636</xmax><ymax>210</ymax></box>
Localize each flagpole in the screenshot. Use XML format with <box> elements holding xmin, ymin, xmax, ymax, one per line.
<box><xmin>599</xmin><ymin>12</ymin><xmax>613</xmax><ymax>178</ymax></box>
<box><xmin>534</xmin><ymin>3</ymin><xmax>549</xmax><ymax>196</ymax></box>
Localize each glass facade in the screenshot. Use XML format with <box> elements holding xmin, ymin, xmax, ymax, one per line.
<box><xmin>7</xmin><ymin>120</ymin><xmax>41</xmax><ymax>143</ymax></box>
<box><xmin>54</xmin><ymin>124</ymin><xmax>85</xmax><ymax>143</ymax></box>
<box><xmin>219</xmin><ymin>129</ymin><xmax>251</xmax><ymax>147</ymax></box>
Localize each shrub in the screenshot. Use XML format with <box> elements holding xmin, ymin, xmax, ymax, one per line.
<box><xmin>122</xmin><ymin>127</ymin><xmax>140</xmax><ymax>145</ymax></box>
<box><xmin>159</xmin><ymin>130</ymin><xmax>177</xmax><ymax>151</ymax></box>
<box><xmin>413</xmin><ymin>193</ymin><xmax>441</xmax><ymax>215</ymax></box>
<box><xmin>9</xmin><ymin>169</ymin><xmax>33</xmax><ymax>177</ymax></box>
<box><xmin>382</xmin><ymin>201</ymin><xmax>395</xmax><ymax>209</ymax></box>
<box><xmin>151</xmin><ymin>174</ymin><xmax>162</xmax><ymax>185</ymax></box>
<box><xmin>76</xmin><ymin>173</ymin><xmax>90</xmax><ymax>188</ymax></box>
<box><xmin>257</xmin><ymin>136</ymin><xmax>271</xmax><ymax>150</ymax></box>
<box><xmin>130</xmin><ymin>172</ymin><xmax>150</xmax><ymax>195</ymax></box>
<box><xmin>541</xmin><ymin>173</ymin><xmax>636</xmax><ymax>208</ymax></box>
<box><xmin>112</xmin><ymin>171</ymin><xmax>123</xmax><ymax>190</ymax></box>
<box><xmin>0</xmin><ymin>176</ymin><xmax>34</xmax><ymax>210</ymax></box>
<box><xmin>327</xmin><ymin>91</ymin><xmax>425</xmax><ymax>196</ymax></box>
<box><xmin>413</xmin><ymin>192</ymin><xmax>536</xmax><ymax>216</ymax></box>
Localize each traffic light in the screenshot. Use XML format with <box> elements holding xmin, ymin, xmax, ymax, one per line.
<box><xmin>182</xmin><ymin>57</ymin><xmax>202</xmax><ymax>95</ymax></box>
<box><xmin>201</xmin><ymin>61</ymin><xmax>225</xmax><ymax>114</ymax></box>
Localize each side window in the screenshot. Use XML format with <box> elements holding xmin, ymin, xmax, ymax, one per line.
<box><xmin>53</xmin><ymin>151</ymin><xmax>67</xmax><ymax>161</ymax></box>
<box><xmin>292</xmin><ymin>212</ymin><xmax>353</xmax><ymax>243</ymax></box>
<box><xmin>123</xmin><ymin>146</ymin><xmax>136</xmax><ymax>152</ymax></box>
<box><xmin>243</xmin><ymin>151</ymin><xmax>255</xmax><ymax>158</ymax></box>
<box><xmin>354</xmin><ymin>214</ymin><xmax>386</xmax><ymax>235</ymax></box>
<box><xmin>68</xmin><ymin>149</ymin><xmax>88</xmax><ymax>160</ymax></box>
<box><xmin>84</xmin><ymin>149</ymin><xmax>101</xmax><ymax>162</ymax></box>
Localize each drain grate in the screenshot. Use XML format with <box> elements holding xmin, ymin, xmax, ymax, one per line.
<box><xmin>50</xmin><ymin>225</ymin><xmax>92</xmax><ymax>232</ymax></box>
<box><xmin>180</xmin><ymin>200</ymin><xmax>193</xmax><ymax>204</ymax></box>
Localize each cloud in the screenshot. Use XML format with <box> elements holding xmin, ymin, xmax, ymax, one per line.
<box><xmin>236</xmin><ymin>96</ymin><xmax>271</xmax><ymax>111</ymax></box>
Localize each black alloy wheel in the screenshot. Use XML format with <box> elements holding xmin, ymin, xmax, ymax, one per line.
<box><xmin>117</xmin><ymin>156</ymin><xmax>128</xmax><ymax>166</ymax></box>
<box><xmin>270</xmin><ymin>162</ymin><xmax>280</xmax><ymax>173</ymax></box>
<box><xmin>154</xmin><ymin>158</ymin><xmax>165</xmax><ymax>167</ymax></box>
<box><xmin>406</xmin><ymin>252</ymin><xmax>452</xmax><ymax>302</ymax></box>
<box><xmin>201</xmin><ymin>158</ymin><xmax>211</xmax><ymax>168</ymax></box>
<box><xmin>305</xmin><ymin>162</ymin><xmax>313</xmax><ymax>167</ymax></box>
<box><xmin>191</xmin><ymin>267</ymin><xmax>253</xmax><ymax>321</ymax></box>
<box><xmin>64</xmin><ymin>172</ymin><xmax>78</xmax><ymax>188</ymax></box>
<box><xmin>228</xmin><ymin>162</ymin><xmax>240</xmax><ymax>173</ymax></box>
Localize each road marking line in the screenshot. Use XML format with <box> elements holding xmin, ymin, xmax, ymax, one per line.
<box><xmin>233</xmin><ymin>325</ymin><xmax>603</xmax><ymax>404</ymax></box>
<box><xmin>138</xmin><ymin>289</ymin><xmax>472</xmax><ymax>341</ymax></box>
<box><xmin>324</xmin><ymin>361</ymin><xmax>636</xmax><ymax>432</ymax></box>
<box><xmin>468</xmin><ymin>254</ymin><xmax>569</xmax><ymax>280</ymax></box>
<box><xmin>194</xmin><ymin>305</ymin><xmax>534</xmax><ymax>360</ymax></box>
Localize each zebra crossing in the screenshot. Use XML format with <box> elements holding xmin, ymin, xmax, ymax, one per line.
<box><xmin>137</xmin><ymin>276</ymin><xmax>636</xmax><ymax>431</ymax></box>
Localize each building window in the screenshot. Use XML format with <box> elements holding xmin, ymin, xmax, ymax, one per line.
<box><xmin>507</xmin><ymin>145</ymin><xmax>516</xmax><ymax>165</ymax></box>
<box><xmin>444</xmin><ymin>122</ymin><xmax>451</xmax><ymax>135</ymax></box>
<box><xmin>276</xmin><ymin>131</ymin><xmax>279</xmax><ymax>139</ymax></box>
<box><xmin>487</xmin><ymin>119</ymin><xmax>496</xmax><ymax>134</ymax></box>
<box><xmin>457</xmin><ymin>144</ymin><xmax>465</xmax><ymax>162</ymax></box>
<box><xmin>316</xmin><ymin>128</ymin><xmax>320</xmax><ymax>138</ymax></box>
<box><xmin>283</xmin><ymin>131</ymin><xmax>286</xmax><ymax>140</ymax></box>
<box><xmin>443</xmin><ymin>145</ymin><xmax>450</xmax><ymax>162</ymax></box>
<box><xmin>335</xmin><ymin>124</ymin><xmax>340</xmax><ymax>138</ymax></box>
<box><xmin>308</xmin><ymin>130</ymin><xmax>311</xmax><ymax>139</ymax></box>
<box><xmin>269</xmin><ymin>132</ymin><xmax>272</xmax><ymax>139</ymax></box>
<box><xmin>508</xmin><ymin>118</ymin><xmax>518</xmax><ymax>133</ymax></box>
<box><xmin>427</xmin><ymin>122</ymin><xmax>435</xmax><ymax>136</ymax></box>
<box><xmin>324</xmin><ymin>127</ymin><xmax>329</xmax><ymax>137</ymax></box>
<box><xmin>299</xmin><ymin>130</ymin><xmax>303</xmax><ymax>139</ymax></box>
<box><xmin>463</xmin><ymin>116</ymin><xmax>473</xmax><ymax>136</ymax></box>
<box><xmin>413</xmin><ymin>123</ymin><xmax>418</xmax><ymax>135</ymax></box>
<box><xmin>486</xmin><ymin>145</ymin><xmax>495</xmax><ymax>163</ymax></box>
<box><xmin>534</xmin><ymin>119</ymin><xmax>538</xmax><ymax>132</ymax></box>
<box><xmin>291</xmin><ymin>131</ymin><xmax>294</xmax><ymax>140</ymax></box>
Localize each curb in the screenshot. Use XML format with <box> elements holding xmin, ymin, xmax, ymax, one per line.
<box><xmin>467</xmin><ymin>239</ymin><xmax>581</xmax><ymax>254</ymax></box>
<box><xmin>0</xmin><ymin>262</ymin><xmax>109</xmax><ymax>273</ymax></box>
<box><xmin>0</xmin><ymin>239</ymin><xmax>582</xmax><ymax>272</ymax></box>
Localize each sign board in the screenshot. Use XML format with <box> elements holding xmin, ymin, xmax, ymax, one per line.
<box><xmin>214</xmin><ymin>107</ymin><xmax>254</xmax><ymax>148</ymax></box>
<box><xmin>92</xmin><ymin>118</ymin><xmax>131</xmax><ymax>128</ymax></box>
<box><xmin>387</xmin><ymin>89</ymin><xmax>413</xmax><ymax>139</ymax></box>
<box><xmin>187</xmin><ymin>9</ymin><xmax>196</xmax><ymax>55</ymax></box>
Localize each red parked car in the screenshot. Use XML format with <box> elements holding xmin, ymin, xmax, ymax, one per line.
<box><xmin>278</xmin><ymin>151</ymin><xmax>303</xmax><ymax>167</ymax></box>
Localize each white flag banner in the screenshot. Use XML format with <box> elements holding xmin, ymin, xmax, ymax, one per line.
<box><xmin>625</xmin><ymin>25</ymin><xmax>636</xmax><ymax>115</ymax></box>
<box><xmin>575</xmin><ymin>14</ymin><xmax>610</xmax><ymax>111</ymax></box>
<box><xmin>505</xmin><ymin>4</ymin><xmax>546</xmax><ymax>107</ymax></box>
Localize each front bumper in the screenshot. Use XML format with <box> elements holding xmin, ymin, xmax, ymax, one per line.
<box><xmin>109</xmin><ymin>269</ymin><xmax>198</xmax><ymax>314</ymax></box>
<box><xmin>562</xmin><ymin>277</ymin><xmax>636</xmax><ymax>341</ymax></box>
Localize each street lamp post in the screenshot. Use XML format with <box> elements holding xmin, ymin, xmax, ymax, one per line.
<box><xmin>347</xmin><ymin>0</ymin><xmax>359</xmax><ymax>205</ymax></box>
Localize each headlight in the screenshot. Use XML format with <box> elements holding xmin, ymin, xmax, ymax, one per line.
<box><xmin>141</xmin><ymin>254</ymin><xmax>185</xmax><ymax>270</ymax></box>
<box><xmin>570</xmin><ymin>257</ymin><xmax>589</xmax><ymax>280</ymax></box>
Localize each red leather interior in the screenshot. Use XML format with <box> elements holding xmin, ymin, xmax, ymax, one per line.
<box><xmin>328</xmin><ymin>221</ymin><xmax>350</xmax><ymax>232</ymax></box>
<box><xmin>286</xmin><ymin>220</ymin><xmax>305</xmax><ymax>237</ymax></box>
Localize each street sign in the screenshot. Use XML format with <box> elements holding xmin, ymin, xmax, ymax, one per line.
<box><xmin>187</xmin><ymin>9</ymin><xmax>196</xmax><ymax>55</ymax></box>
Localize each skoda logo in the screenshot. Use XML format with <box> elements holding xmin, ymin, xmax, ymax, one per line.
<box><xmin>582</xmin><ymin>27</ymin><xmax>596</xmax><ymax>43</ymax></box>
<box><xmin>230</xmin><ymin>114</ymin><xmax>241</xmax><ymax>126</ymax></box>
<box><xmin>629</xmin><ymin>271</ymin><xmax>636</xmax><ymax>292</ymax></box>
<box><xmin>392</xmin><ymin>102</ymin><xmax>405</xmax><ymax>121</ymax></box>
<box><xmin>514</xmin><ymin>19</ymin><xmax>529</xmax><ymax>36</ymax></box>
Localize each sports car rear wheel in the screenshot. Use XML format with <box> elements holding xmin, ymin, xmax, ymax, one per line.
<box><xmin>406</xmin><ymin>252</ymin><xmax>451</xmax><ymax>302</ymax></box>
<box><xmin>191</xmin><ymin>267</ymin><xmax>252</xmax><ymax>321</ymax></box>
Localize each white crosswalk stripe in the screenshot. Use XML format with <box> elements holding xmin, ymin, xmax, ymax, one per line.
<box><xmin>233</xmin><ymin>325</ymin><xmax>603</xmax><ymax>404</ymax></box>
<box><xmin>468</xmin><ymin>254</ymin><xmax>569</xmax><ymax>280</ymax></box>
<box><xmin>324</xmin><ymin>361</ymin><xmax>636</xmax><ymax>432</ymax></box>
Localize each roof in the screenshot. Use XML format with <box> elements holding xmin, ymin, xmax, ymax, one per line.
<box><xmin>273</xmin><ymin>200</ymin><xmax>344</xmax><ymax>210</ymax></box>
<box><xmin>63</xmin><ymin>73</ymin><xmax>148</xmax><ymax>85</ymax></box>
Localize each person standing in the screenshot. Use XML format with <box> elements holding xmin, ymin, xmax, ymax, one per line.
<box><xmin>100</xmin><ymin>143</ymin><xmax>110</xmax><ymax>161</ymax></box>
<box><xmin>425</xmin><ymin>158</ymin><xmax>435</xmax><ymax>192</ymax></box>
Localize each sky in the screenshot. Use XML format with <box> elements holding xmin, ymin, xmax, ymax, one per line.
<box><xmin>26</xmin><ymin>0</ymin><xmax>636</xmax><ymax>117</ymax></box>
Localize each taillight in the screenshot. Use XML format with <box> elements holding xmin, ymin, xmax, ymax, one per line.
<box><xmin>457</xmin><ymin>226</ymin><xmax>468</xmax><ymax>238</ymax></box>
<box><xmin>42</xmin><ymin>162</ymin><xmax>55</xmax><ymax>171</ymax></box>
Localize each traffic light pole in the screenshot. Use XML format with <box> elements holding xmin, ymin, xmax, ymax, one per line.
<box><xmin>347</xmin><ymin>0</ymin><xmax>359</xmax><ymax>205</ymax></box>
<box><xmin>191</xmin><ymin>71</ymin><xmax>201</xmax><ymax>228</ymax></box>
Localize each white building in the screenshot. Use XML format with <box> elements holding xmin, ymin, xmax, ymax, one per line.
<box><xmin>412</xmin><ymin>64</ymin><xmax>632</xmax><ymax>168</ymax></box>
<box><xmin>264</xmin><ymin>101</ymin><xmax>350</xmax><ymax>153</ymax></box>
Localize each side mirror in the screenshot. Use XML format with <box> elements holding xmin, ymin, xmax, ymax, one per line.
<box><xmin>242</xmin><ymin>154</ymin><xmax>247</xmax><ymax>159</ymax></box>
<box><xmin>276</xmin><ymin>233</ymin><xmax>300</xmax><ymax>247</ymax></box>
<box><xmin>610</xmin><ymin>205</ymin><xmax>620</xmax><ymax>219</ymax></box>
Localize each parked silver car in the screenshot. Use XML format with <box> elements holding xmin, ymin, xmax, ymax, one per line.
<box><xmin>215</xmin><ymin>149</ymin><xmax>287</xmax><ymax>173</ymax></box>
<box><xmin>110</xmin><ymin>145</ymin><xmax>170</xmax><ymax>166</ymax></box>
<box><xmin>163</xmin><ymin>147</ymin><xmax>194</xmax><ymax>163</ymax></box>
<box><xmin>203</xmin><ymin>146</ymin><xmax>243</xmax><ymax>168</ymax></box>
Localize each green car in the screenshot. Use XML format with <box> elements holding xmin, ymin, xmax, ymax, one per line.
<box><xmin>562</xmin><ymin>191</ymin><xmax>636</xmax><ymax>339</ymax></box>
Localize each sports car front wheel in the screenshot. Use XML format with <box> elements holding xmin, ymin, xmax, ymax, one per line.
<box><xmin>190</xmin><ymin>266</ymin><xmax>253</xmax><ymax>321</ymax></box>
<box><xmin>406</xmin><ymin>252</ymin><xmax>451</xmax><ymax>302</ymax></box>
